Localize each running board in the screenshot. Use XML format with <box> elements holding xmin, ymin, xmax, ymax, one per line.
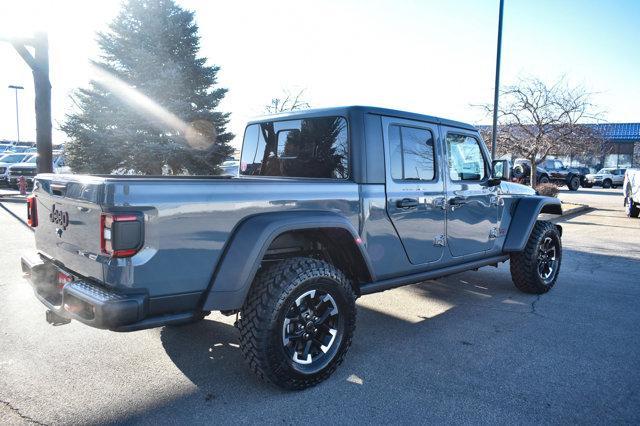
<box><xmin>359</xmin><ymin>255</ymin><xmax>509</xmax><ymax>295</ymax></box>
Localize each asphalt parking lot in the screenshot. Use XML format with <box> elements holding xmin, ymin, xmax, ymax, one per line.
<box><xmin>1</xmin><ymin>188</ymin><xmax>639</xmax><ymax>424</ymax></box>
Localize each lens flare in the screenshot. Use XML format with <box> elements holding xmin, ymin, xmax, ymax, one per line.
<box><xmin>88</xmin><ymin>64</ymin><xmax>214</xmax><ymax>149</ymax></box>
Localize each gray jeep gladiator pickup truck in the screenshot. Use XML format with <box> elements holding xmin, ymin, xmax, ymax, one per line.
<box><xmin>21</xmin><ymin>106</ymin><xmax>563</xmax><ymax>390</ymax></box>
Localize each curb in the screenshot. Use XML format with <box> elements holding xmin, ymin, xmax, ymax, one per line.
<box><xmin>0</xmin><ymin>193</ymin><xmax>27</xmax><ymax>203</ymax></box>
<box><xmin>544</xmin><ymin>204</ymin><xmax>591</xmax><ymax>223</ymax></box>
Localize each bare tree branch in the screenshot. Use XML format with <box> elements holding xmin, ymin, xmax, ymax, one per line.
<box><xmin>475</xmin><ymin>76</ymin><xmax>604</xmax><ymax>186</ymax></box>
<box><xmin>265</xmin><ymin>88</ymin><xmax>311</xmax><ymax>114</ymax></box>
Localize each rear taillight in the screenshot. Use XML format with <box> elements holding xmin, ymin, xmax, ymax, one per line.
<box><xmin>100</xmin><ymin>212</ymin><xmax>144</xmax><ymax>258</ymax></box>
<box><xmin>27</xmin><ymin>195</ymin><xmax>38</xmax><ymax>227</ymax></box>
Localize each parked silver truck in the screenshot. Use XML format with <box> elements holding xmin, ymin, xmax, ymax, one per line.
<box><xmin>21</xmin><ymin>106</ymin><xmax>563</xmax><ymax>389</ymax></box>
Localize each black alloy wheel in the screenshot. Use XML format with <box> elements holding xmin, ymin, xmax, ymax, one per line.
<box><xmin>536</xmin><ymin>236</ymin><xmax>559</xmax><ymax>285</ymax></box>
<box><xmin>281</xmin><ymin>289</ymin><xmax>343</xmax><ymax>373</ymax></box>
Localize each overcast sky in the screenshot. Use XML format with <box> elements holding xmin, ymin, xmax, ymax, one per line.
<box><xmin>0</xmin><ymin>0</ymin><xmax>638</xmax><ymax>149</ymax></box>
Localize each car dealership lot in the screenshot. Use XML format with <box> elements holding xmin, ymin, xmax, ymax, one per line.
<box><xmin>1</xmin><ymin>188</ymin><xmax>639</xmax><ymax>424</ymax></box>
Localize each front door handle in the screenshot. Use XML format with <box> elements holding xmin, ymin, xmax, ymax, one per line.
<box><xmin>396</xmin><ymin>198</ymin><xmax>419</xmax><ymax>208</ymax></box>
<box><xmin>449</xmin><ymin>196</ymin><xmax>469</xmax><ymax>206</ymax></box>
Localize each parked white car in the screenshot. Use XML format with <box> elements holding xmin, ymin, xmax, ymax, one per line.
<box><xmin>6</xmin><ymin>153</ymin><xmax>69</xmax><ymax>188</ymax></box>
<box><xmin>583</xmin><ymin>167</ymin><xmax>627</xmax><ymax>188</ymax></box>
<box><xmin>0</xmin><ymin>153</ymin><xmax>35</xmax><ymax>186</ymax></box>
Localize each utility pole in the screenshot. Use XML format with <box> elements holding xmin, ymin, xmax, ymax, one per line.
<box><xmin>1</xmin><ymin>32</ymin><xmax>53</xmax><ymax>173</ymax></box>
<box><xmin>491</xmin><ymin>0</ymin><xmax>505</xmax><ymax>161</ymax></box>
<box><xmin>8</xmin><ymin>85</ymin><xmax>24</xmax><ymax>142</ymax></box>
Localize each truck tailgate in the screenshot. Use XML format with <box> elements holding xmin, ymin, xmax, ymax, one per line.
<box><xmin>32</xmin><ymin>175</ymin><xmax>106</xmax><ymax>282</ymax></box>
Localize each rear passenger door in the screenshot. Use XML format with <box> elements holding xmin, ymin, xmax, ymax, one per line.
<box><xmin>442</xmin><ymin>127</ymin><xmax>498</xmax><ymax>257</ymax></box>
<box><xmin>383</xmin><ymin>117</ymin><xmax>446</xmax><ymax>265</ymax></box>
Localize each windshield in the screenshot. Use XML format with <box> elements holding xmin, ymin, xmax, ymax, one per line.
<box><xmin>596</xmin><ymin>169</ymin><xmax>613</xmax><ymax>174</ymax></box>
<box><xmin>0</xmin><ymin>154</ymin><xmax>26</xmax><ymax>163</ymax></box>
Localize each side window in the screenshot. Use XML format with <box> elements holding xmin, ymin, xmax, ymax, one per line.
<box><xmin>388</xmin><ymin>125</ymin><xmax>435</xmax><ymax>181</ymax></box>
<box><xmin>240</xmin><ymin>116</ymin><xmax>349</xmax><ymax>179</ymax></box>
<box><xmin>446</xmin><ymin>134</ymin><xmax>486</xmax><ymax>181</ymax></box>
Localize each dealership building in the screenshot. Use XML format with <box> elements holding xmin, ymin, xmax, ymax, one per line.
<box><xmin>484</xmin><ymin>122</ymin><xmax>640</xmax><ymax>170</ymax></box>
<box><xmin>585</xmin><ymin>123</ymin><xmax>640</xmax><ymax>169</ymax></box>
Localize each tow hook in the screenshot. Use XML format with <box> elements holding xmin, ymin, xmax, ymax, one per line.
<box><xmin>46</xmin><ymin>310</ymin><xmax>71</xmax><ymax>326</ymax></box>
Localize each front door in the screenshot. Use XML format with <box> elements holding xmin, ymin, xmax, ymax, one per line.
<box><xmin>383</xmin><ymin>117</ymin><xmax>446</xmax><ymax>265</ymax></box>
<box><xmin>442</xmin><ymin>128</ymin><xmax>498</xmax><ymax>257</ymax></box>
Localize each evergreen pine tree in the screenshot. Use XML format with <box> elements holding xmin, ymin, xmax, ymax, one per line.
<box><xmin>62</xmin><ymin>0</ymin><xmax>233</xmax><ymax>174</ymax></box>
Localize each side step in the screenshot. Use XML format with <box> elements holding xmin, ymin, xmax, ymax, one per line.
<box><xmin>359</xmin><ymin>255</ymin><xmax>509</xmax><ymax>295</ymax></box>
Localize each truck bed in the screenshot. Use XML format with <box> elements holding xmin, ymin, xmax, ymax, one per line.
<box><xmin>32</xmin><ymin>173</ymin><xmax>361</xmax><ymax>303</ymax></box>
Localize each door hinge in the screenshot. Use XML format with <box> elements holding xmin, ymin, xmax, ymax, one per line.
<box><xmin>433</xmin><ymin>234</ymin><xmax>446</xmax><ymax>246</ymax></box>
<box><xmin>489</xmin><ymin>227</ymin><xmax>499</xmax><ymax>239</ymax></box>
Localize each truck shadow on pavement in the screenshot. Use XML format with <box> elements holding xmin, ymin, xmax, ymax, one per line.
<box><xmin>157</xmin><ymin>266</ymin><xmax>523</xmax><ymax>400</ymax></box>
<box><xmin>135</xmin><ymin>247</ymin><xmax>639</xmax><ymax>424</ymax></box>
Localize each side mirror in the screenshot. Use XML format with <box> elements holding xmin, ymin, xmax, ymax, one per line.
<box><xmin>492</xmin><ymin>159</ymin><xmax>510</xmax><ymax>181</ymax></box>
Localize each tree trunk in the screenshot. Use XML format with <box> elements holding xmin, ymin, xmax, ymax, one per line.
<box><xmin>530</xmin><ymin>156</ymin><xmax>537</xmax><ymax>188</ymax></box>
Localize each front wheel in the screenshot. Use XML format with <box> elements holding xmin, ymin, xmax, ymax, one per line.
<box><xmin>238</xmin><ymin>257</ymin><xmax>357</xmax><ymax>390</ymax></box>
<box><xmin>510</xmin><ymin>221</ymin><xmax>562</xmax><ymax>294</ymax></box>
<box><xmin>602</xmin><ymin>179</ymin><xmax>612</xmax><ymax>189</ymax></box>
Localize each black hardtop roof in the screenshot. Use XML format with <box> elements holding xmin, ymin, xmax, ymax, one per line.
<box><xmin>247</xmin><ymin>105</ymin><xmax>477</xmax><ymax>131</ymax></box>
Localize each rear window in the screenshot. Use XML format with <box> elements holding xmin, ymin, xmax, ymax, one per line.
<box><xmin>240</xmin><ymin>116</ymin><xmax>349</xmax><ymax>179</ymax></box>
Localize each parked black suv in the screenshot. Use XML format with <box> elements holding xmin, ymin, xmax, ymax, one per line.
<box><xmin>512</xmin><ymin>158</ymin><xmax>582</xmax><ymax>191</ymax></box>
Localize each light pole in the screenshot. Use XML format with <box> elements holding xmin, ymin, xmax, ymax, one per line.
<box><xmin>8</xmin><ymin>85</ymin><xmax>24</xmax><ymax>143</ymax></box>
<box><xmin>491</xmin><ymin>0</ymin><xmax>505</xmax><ymax>161</ymax></box>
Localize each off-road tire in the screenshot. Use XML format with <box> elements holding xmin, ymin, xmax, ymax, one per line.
<box><xmin>567</xmin><ymin>176</ymin><xmax>580</xmax><ymax>191</ymax></box>
<box><xmin>538</xmin><ymin>175</ymin><xmax>550</xmax><ymax>184</ymax></box>
<box><xmin>602</xmin><ymin>179</ymin><xmax>612</xmax><ymax>189</ymax></box>
<box><xmin>238</xmin><ymin>257</ymin><xmax>357</xmax><ymax>390</ymax></box>
<box><xmin>627</xmin><ymin>198</ymin><xmax>640</xmax><ymax>218</ymax></box>
<box><xmin>510</xmin><ymin>220</ymin><xmax>562</xmax><ymax>294</ymax></box>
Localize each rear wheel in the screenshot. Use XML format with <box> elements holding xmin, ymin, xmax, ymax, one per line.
<box><xmin>238</xmin><ymin>257</ymin><xmax>356</xmax><ymax>390</ymax></box>
<box><xmin>538</xmin><ymin>175</ymin><xmax>550</xmax><ymax>184</ymax></box>
<box><xmin>510</xmin><ymin>221</ymin><xmax>562</xmax><ymax>294</ymax></box>
<box><xmin>567</xmin><ymin>176</ymin><xmax>580</xmax><ymax>191</ymax></box>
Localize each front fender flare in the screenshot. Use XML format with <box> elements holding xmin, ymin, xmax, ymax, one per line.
<box><xmin>503</xmin><ymin>196</ymin><xmax>562</xmax><ymax>252</ymax></box>
<box><xmin>202</xmin><ymin>211</ymin><xmax>374</xmax><ymax>311</ymax></box>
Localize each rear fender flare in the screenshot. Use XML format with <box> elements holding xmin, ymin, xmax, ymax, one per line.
<box><xmin>503</xmin><ymin>196</ymin><xmax>562</xmax><ymax>252</ymax></box>
<box><xmin>202</xmin><ymin>211</ymin><xmax>374</xmax><ymax>311</ymax></box>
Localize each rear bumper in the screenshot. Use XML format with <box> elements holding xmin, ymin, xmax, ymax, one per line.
<box><xmin>21</xmin><ymin>253</ymin><xmax>197</xmax><ymax>331</ymax></box>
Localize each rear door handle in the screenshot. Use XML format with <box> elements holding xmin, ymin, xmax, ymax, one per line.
<box><xmin>396</xmin><ymin>198</ymin><xmax>419</xmax><ymax>208</ymax></box>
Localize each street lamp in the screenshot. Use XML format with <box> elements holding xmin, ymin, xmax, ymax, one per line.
<box><xmin>8</xmin><ymin>84</ymin><xmax>24</xmax><ymax>143</ymax></box>
<box><xmin>491</xmin><ymin>0</ymin><xmax>505</xmax><ymax>161</ymax></box>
